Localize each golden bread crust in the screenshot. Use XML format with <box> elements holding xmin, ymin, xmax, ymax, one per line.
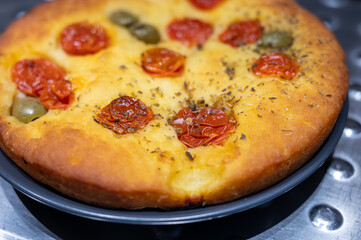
<box><xmin>0</xmin><ymin>0</ymin><xmax>348</xmax><ymax>209</ymax></box>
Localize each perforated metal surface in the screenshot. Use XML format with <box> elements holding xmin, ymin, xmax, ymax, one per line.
<box><xmin>0</xmin><ymin>0</ymin><xmax>360</xmax><ymax>239</ymax></box>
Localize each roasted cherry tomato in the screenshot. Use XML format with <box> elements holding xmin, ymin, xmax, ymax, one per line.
<box><xmin>11</xmin><ymin>59</ymin><xmax>73</xmax><ymax>109</ymax></box>
<box><xmin>60</xmin><ymin>22</ymin><xmax>109</xmax><ymax>55</ymax></box>
<box><xmin>219</xmin><ymin>20</ymin><xmax>264</xmax><ymax>47</ymax></box>
<box><xmin>167</xmin><ymin>18</ymin><xmax>213</xmax><ymax>47</ymax></box>
<box><xmin>39</xmin><ymin>79</ymin><xmax>73</xmax><ymax>110</ymax></box>
<box><xmin>172</xmin><ymin>107</ymin><xmax>235</xmax><ymax>148</ymax></box>
<box><xmin>252</xmin><ymin>53</ymin><xmax>298</xmax><ymax>80</ymax></box>
<box><xmin>189</xmin><ymin>0</ymin><xmax>224</xmax><ymax>10</ymax></box>
<box><xmin>94</xmin><ymin>96</ymin><xmax>153</xmax><ymax>134</ymax></box>
<box><xmin>141</xmin><ymin>48</ymin><xmax>186</xmax><ymax>77</ymax></box>
<box><xmin>11</xmin><ymin>59</ymin><xmax>66</xmax><ymax>97</ymax></box>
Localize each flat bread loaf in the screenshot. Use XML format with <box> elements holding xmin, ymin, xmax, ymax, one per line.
<box><xmin>0</xmin><ymin>0</ymin><xmax>348</xmax><ymax>209</ymax></box>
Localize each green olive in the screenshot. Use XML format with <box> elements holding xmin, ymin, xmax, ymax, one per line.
<box><xmin>11</xmin><ymin>97</ymin><xmax>47</xmax><ymax>123</ymax></box>
<box><xmin>129</xmin><ymin>23</ymin><xmax>161</xmax><ymax>44</ymax></box>
<box><xmin>258</xmin><ymin>31</ymin><xmax>293</xmax><ymax>49</ymax></box>
<box><xmin>110</xmin><ymin>10</ymin><xmax>139</xmax><ymax>28</ymax></box>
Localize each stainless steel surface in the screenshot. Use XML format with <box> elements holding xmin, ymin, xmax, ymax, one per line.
<box><xmin>0</xmin><ymin>0</ymin><xmax>360</xmax><ymax>239</ymax></box>
<box><xmin>0</xmin><ymin>180</ymin><xmax>57</xmax><ymax>239</ymax></box>
<box><xmin>252</xmin><ymin>114</ymin><xmax>361</xmax><ymax>239</ymax></box>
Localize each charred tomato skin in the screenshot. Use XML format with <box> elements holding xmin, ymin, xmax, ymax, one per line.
<box><xmin>95</xmin><ymin>96</ymin><xmax>154</xmax><ymax>134</ymax></box>
<box><xmin>172</xmin><ymin>107</ymin><xmax>235</xmax><ymax>148</ymax></box>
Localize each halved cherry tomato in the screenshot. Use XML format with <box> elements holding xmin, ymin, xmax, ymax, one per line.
<box><xmin>11</xmin><ymin>59</ymin><xmax>73</xmax><ymax>109</ymax></box>
<box><xmin>167</xmin><ymin>18</ymin><xmax>213</xmax><ymax>47</ymax></box>
<box><xmin>11</xmin><ymin>59</ymin><xmax>66</xmax><ymax>97</ymax></box>
<box><xmin>60</xmin><ymin>22</ymin><xmax>109</xmax><ymax>55</ymax></box>
<box><xmin>141</xmin><ymin>48</ymin><xmax>186</xmax><ymax>77</ymax></box>
<box><xmin>252</xmin><ymin>53</ymin><xmax>298</xmax><ymax>80</ymax></box>
<box><xmin>172</xmin><ymin>107</ymin><xmax>235</xmax><ymax>148</ymax></box>
<box><xmin>219</xmin><ymin>20</ymin><xmax>264</xmax><ymax>47</ymax></box>
<box><xmin>189</xmin><ymin>0</ymin><xmax>224</xmax><ymax>10</ymax></box>
<box><xmin>39</xmin><ymin>79</ymin><xmax>73</xmax><ymax>110</ymax></box>
<box><xmin>95</xmin><ymin>96</ymin><xmax>153</xmax><ymax>134</ymax></box>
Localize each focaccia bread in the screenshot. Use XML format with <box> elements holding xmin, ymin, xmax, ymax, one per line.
<box><xmin>0</xmin><ymin>0</ymin><xmax>348</xmax><ymax>209</ymax></box>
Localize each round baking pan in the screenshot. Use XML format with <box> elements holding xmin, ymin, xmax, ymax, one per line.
<box><xmin>0</xmin><ymin>99</ymin><xmax>349</xmax><ymax>225</ymax></box>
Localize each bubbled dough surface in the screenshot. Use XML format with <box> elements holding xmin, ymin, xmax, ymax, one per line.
<box><xmin>0</xmin><ymin>0</ymin><xmax>348</xmax><ymax>208</ymax></box>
